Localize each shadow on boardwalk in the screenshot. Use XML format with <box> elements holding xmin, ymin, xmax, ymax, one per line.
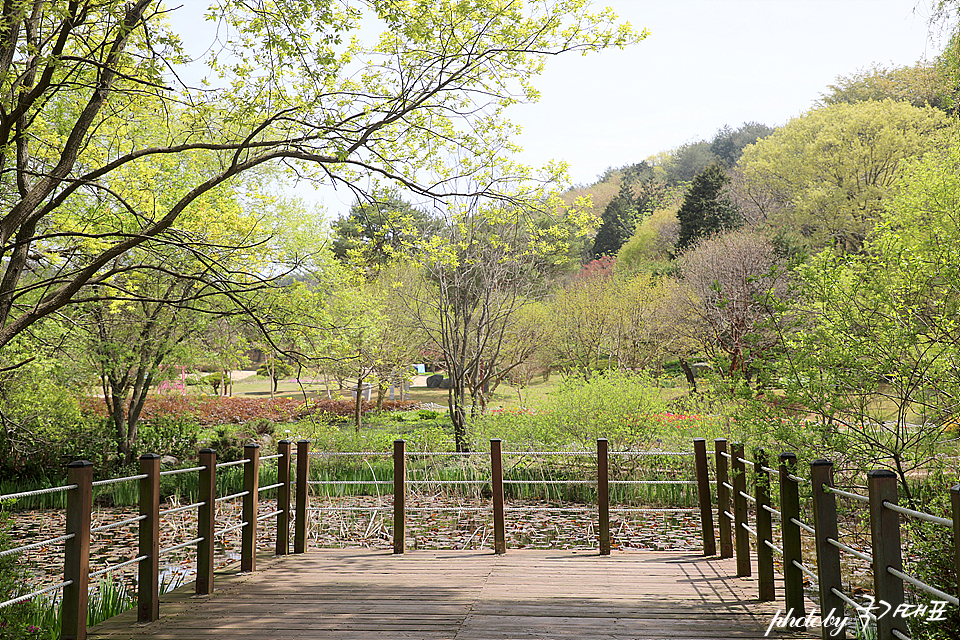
<box><xmin>88</xmin><ymin>549</ymin><xmax>815</xmax><ymax>640</ymax></box>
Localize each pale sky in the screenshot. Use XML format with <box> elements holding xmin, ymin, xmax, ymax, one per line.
<box><xmin>170</xmin><ymin>0</ymin><xmax>943</xmax><ymax>216</ymax></box>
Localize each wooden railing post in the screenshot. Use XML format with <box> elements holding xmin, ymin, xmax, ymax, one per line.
<box><xmin>868</xmin><ymin>469</ymin><xmax>906</xmax><ymax>640</ymax></box>
<box><xmin>138</xmin><ymin>453</ymin><xmax>161</xmax><ymax>623</ymax></box>
<box><xmin>694</xmin><ymin>438</ymin><xmax>716</xmax><ymax>556</ymax></box>
<box><xmin>196</xmin><ymin>448</ymin><xmax>216</xmax><ymax>596</ymax></box>
<box><xmin>294</xmin><ymin>439</ymin><xmax>309</xmax><ymax>554</ymax></box>
<box><xmin>715</xmin><ymin>439</ymin><xmax>732</xmax><ymax>558</ymax></box>
<box><xmin>754</xmin><ymin>449</ymin><xmax>775</xmax><ymax>601</ymax></box>
<box><xmin>62</xmin><ymin>460</ymin><xmax>93</xmax><ymax>640</ymax></box>
<box><xmin>393</xmin><ymin>439</ymin><xmax>405</xmax><ymax>554</ymax></box>
<box><xmin>811</xmin><ymin>460</ymin><xmax>844</xmax><ymax>639</ymax></box>
<box><xmin>491</xmin><ymin>439</ymin><xmax>506</xmax><ymax>555</ymax></box>
<box><xmin>241</xmin><ymin>442</ymin><xmax>260</xmax><ymax>573</ymax></box>
<box><xmin>731</xmin><ymin>442</ymin><xmax>750</xmax><ymax>577</ymax></box>
<box><xmin>952</xmin><ymin>484</ymin><xmax>960</xmax><ymax>610</ymax></box>
<box><xmin>277</xmin><ymin>440</ymin><xmax>292</xmax><ymax>556</ymax></box>
<box><xmin>779</xmin><ymin>452</ymin><xmax>805</xmax><ymax>618</ymax></box>
<box><xmin>598</xmin><ymin>438</ymin><xmax>610</xmax><ymax>556</ymax></box>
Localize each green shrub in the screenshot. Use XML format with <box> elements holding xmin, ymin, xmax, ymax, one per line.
<box><xmin>202</xmin><ymin>425</ymin><xmax>245</xmax><ymax>462</ymax></box>
<box><xmin>137</xmin><ymin>415</ymin><xmax>200</xmax><ymax>460</ymax></box>
<box><xmin>471</xmin><ymin>371</ymin><xmax>675</xmax><ymax>450</ymax></box>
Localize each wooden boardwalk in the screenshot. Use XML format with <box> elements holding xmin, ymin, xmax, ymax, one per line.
<box><xmin>87</xmin><ymin>549</ymin><xmax>814</xmax><ymax>640</ymax></box>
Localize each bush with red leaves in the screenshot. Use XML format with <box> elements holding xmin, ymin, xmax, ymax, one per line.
<box><xmin>80</xmin><ymin>396</ymin><xmax>421</xmax><ymax>426</ymax></box>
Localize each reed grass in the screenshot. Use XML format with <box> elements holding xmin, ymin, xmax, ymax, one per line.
<box><xmin>17</xmin><ymin>569</ymin><xmax>184</xmax><ymax>639</ymax></box>
<box><xmin>304</xmin><ymin>452</ymin><xmax>698</xmax><ymax>507</ymax></box>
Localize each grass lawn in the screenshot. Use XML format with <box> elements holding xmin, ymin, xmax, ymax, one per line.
<box><xmin>221</xmin><ymin>371</ymin><xmax>692</xmax><ymax>415</ymax></box>
<box><xmin>223</xmin><ymin>372</ymin><xmax>569</xmax><ymax>411</ymax></box>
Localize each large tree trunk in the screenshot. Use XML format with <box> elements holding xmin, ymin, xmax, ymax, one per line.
<box><xmin>449</xmin><ymin>386</ymin><xmax>469</xmax><ymax>452</ymax></box>
<box><xmin>376</xmin><ymin>380</ymin><xmax>386</xmax><ymax>411</ymax></box>
<box><xmin>354</xmin><ymin>378</ymin><xmax>363</xmax><ymax>432</ymax></box>
<box><xmin>679</xmin><ymin>357</ymin><xmax>697</xmax><ymax>393</ymax></box>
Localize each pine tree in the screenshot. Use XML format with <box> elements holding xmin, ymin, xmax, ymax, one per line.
<box><xmin>676</xmin><ymin>163</ymin><xmax>740</xmax><ymax>251</ymax></box>
<box><xmin>591</xmin><ymin>181</ymin><xmax>638</xmax><ymax>258</ymax></box>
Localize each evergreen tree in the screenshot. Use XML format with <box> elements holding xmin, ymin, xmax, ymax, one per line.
<box><xmin>591</xmin><ymin>181</ymin><xmax>638</xmax><ymax>258</ymax></box>
<box><xmin>331</xmin><ymin>195</ymin><xmax>439</xmax><ymax>273</ymax></box>
<box><xmin>676</xmin><ymin>163</ymin><xmax>740</xmax><ymax>251</ymax></box>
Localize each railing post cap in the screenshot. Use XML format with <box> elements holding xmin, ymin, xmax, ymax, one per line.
<box><xmin>597</xmin><ymin>437</ymin><xmax>608</xmax><ymax>443</ymax></box>
<box><xmin>714</xmin><ymin>438</ymin><xmax>727</xmax><ymax>443</ymax></box>
<box><xmin>693</xmin><ymin>437</ymin><xmax>706</xmax><ymax>442</ymax></box>
<box><xmin>394</xmin><ymin>439</ymin><xmax>405</xmax><ymax>444</ymax></box>
<box><xmin>199</xmin><ymin>448</ymin><xmax>216</xmax><ymax>455</ymax></box>
<box><xmin>779</xmin><ymin>452</ymin><xmax>797</xmax><ymax>462</ymax></box>
<box><xmin>140</xmin><ymin>453</ymin><xmax>161</xmax><ymax>460</ymax></box>
<box><xmin>810</xmin><ymin>459</ymin><xmax>833</xmax><ymax>467</ymax></box>
<box><xmin>867</xmin><ymin>469</ymin><xmax>897</xmax><ymax>479</ymax></box>
<box><xmin>244</xmin><ymin>441</ymin><xmax>261</xmax><ymax>449</ymax></box>
<box><xmin>952</xmin><ymin>483</ymin><xmax>960</xmax><ymax>494</ymax></box>
<box><xmin>298</xmin><ymin>439</ymin><xmax>310</xmax><ymax>444</ymax></box>
<box><xmin>279</xmin><ymin>439</ymin><xmax>292</xmax><ymax>445</ymax></box>
<box><xmin>490</xmin><ymin>438</ymin><xmax>502</xmax><ymax>443</ymax></box>
<box><xmin>67</xmin><ymin>459</ymin><xmax>94</xmax><ymax>468</ymax></box>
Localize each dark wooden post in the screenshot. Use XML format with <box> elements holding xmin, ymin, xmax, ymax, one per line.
<box><xmin>868</xmin><ymin>469</ymin><xmax>906</xmax><ymax>640</ymax></box>
<box><xmin>241</xmin><ymin>442</ymin><xmax>260</xmax><ymax>573</ymax></box>
<box><xmin>694</xmin><ymin>438</ymin><xmax>716</xmax><ymax>556</ymax></box>
<box><xmin>952</xmin><ymin>484</ymin><xmax>960</xmax><ymax>611</ymax></box>
<box><xmin>277</xmin><ymin>440</ymin><xmax>292</xmax><ymax>556</ymax></box>
<box><xmin>779</xmin><ymin>452</ymin><xmax>805</xmax><ymax>618</ymax></box>
<box><xmin>597</xmin><ymin>438</ymin><xmax>610</xmax><ymax>555</ymax></box>
<box><xmin>731</xmin><ymin>442</ymin><xmax>750</xmax><ymax>577</ymax></box>
<box><xmin>138</xmin><ymin>453</ymin><xmax>161</xmax><ymax>623</ymax></box>
<box><xmin>294</xmin><ymin>439</ymin><xmax>309</xmax><ymax>554</ymax></box>
<box><xmin>394</xmin><ymin>439</ymin><xmax>405</xmax><ymax>554</ymax></box>
<box><xmin>811</xmin><ymin>460</ymin><xmax>844</xmax><ymax>639</ymax></box>
<box><xmin>754</xmin><ymin>449</ymin><xmax>775</xmax><ymax>602</ymax></box>
<box><xmin>196</xmin><ymin>448</ymin><xmax>216</xmax><ymax>596</ymax></box>
<box><xmin>491</xmin><ymin>439</ymin><xmax>506</xmax><ymax>554</ymax></box>
<box><xmin>715</xmin><ymin>439</ymin><xmax>732</xmax><ymax>558</ymax></box>
<box><xmin>62</xmin><ymin>460</ymin><xmax>93</xmax><ymax>640</ymax></box>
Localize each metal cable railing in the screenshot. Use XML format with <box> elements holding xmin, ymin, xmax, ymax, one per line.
<box><xmin>216</xmin><ymin>458</ymin><xmax>250</xmax><ymax>469</ymax></box>
<box><xmin>0</xmin><ymin>533</ymin><xmax>75</xmax><ymax>558</ymax></box>
<box><xmin>91</xmin><ymin>474</ymin><xmax>147</xmax><ymax>488</ymax></box>
<box><xmin>790</xmin><ymin>517</ymin><xmax>814</xmax><ymax>535</ymax></box>
<box><xmin>89</xmin><ymin>555</ymin><xmax>148</xmax><ymax>579</ymax></box>
<box><xmin>825</xmin><ymin>485</ymin><xmax>870</xmax><ymax>504</ymax></box>
<box><xmin>792</xmin><ymin>559</ymin><xmax>818</xmax><ymax>583</ymax></box>
<box><xmin>886</xmin><ymin>567</ymin><xmax>960</xmax><ymax>606</ymax></box>
<box><xmin>91</xmin><ymin>514</ymin><xmax>147</xmax><ymax>534</ymax></box>
<box><xmin>160</xmin><ymin>501</ymin><xmax>205</xmax><ymax>517</ymax></box>
<box><xmin>0</xmin><ymin>483</ymin><xmax>78</xmax><ymax>500</ymax></box>
<box><xmin>826</xmin><ymin>536</ymin><xmax>872</xmax><ymax>563</ymax></box>
<box><xmin>215</xmin><ymin>490</ymin><xmax>249</xmax><ymax>503</ymax></box>
<box><xmin>883</xmin><ymin>501</ymin><xmax>953</xmax><ymax>527</ymax></box>
<box><xmin>159</xmin><ymin>465</ymin><xmax>205</xmax><ymax>477</ymax></box>
<box><xmin>0</xmin><ymin>580</ymin><xmax>73</xmax><ymax>610</ymax></box>
<box><xmin>160</xmin><ymin>537</ymin><xmax>204</xmax><ymax>557</ymax></box>
<box><xmin>504</xmin><ymin>450</ymin><xmax>594</xmax><ymax>456</ymax></box>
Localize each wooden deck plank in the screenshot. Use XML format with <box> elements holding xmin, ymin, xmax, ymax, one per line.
<box><xmin>87</xmin><ymin>549</ymin><xmax>814</xmax><ymax>640</ymax></box>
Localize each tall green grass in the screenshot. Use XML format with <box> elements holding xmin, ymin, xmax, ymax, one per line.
<box><xmin>17</xmin><ymin>571</ymin><xmax>185</xmax><ymax>639</ymax></box>
<box><xmin>304</xmin><ymin>451</ymin><xmax>698</xmax><ymax>507</ymax></box>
